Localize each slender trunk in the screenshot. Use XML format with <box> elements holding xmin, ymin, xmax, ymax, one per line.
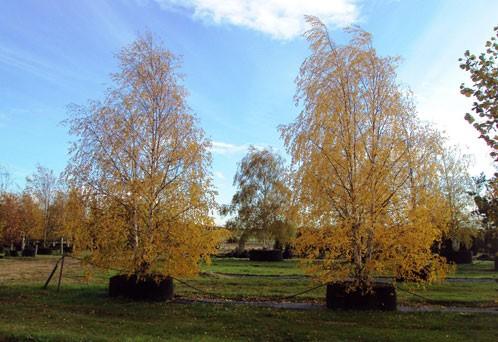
<box><xmin>133</xmin><ymin>202</ymin><xmax>139</xmax><ymax>249</ymax></box>
<box><xmin>352</xmin><ymin>222</ymin><xmax>362</xmax><ymax>282</ymax></box>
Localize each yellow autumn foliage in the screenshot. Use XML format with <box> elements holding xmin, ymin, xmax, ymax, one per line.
<box><xmin>281</xmin><ymin>17</ymin><xmax>451</xmax><ymax>288</ymax></box>
<box><xmin>65</xmin><ymin>34</ymin><xmax>227</xmax><ymax>278</ymax></box>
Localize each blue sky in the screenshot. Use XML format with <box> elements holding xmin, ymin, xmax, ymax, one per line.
<box><xmin>1</xmin><ymin>0</ymin><xmax>497</xmax><ymax>221</ymax></box>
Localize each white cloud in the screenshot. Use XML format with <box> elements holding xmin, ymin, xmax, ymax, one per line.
<box><xmin>153</xmin><ymin>0</ymin><xmax>359</xmax><ymax>39</ymax></box>
<box><xmin>210</xmin><ymin>141</ymin><xmax>249</xmax><ymax>155</ymax></box>
<box><xmin>210</xmin><ymin>141</ymin><xmax>268</xmax><ymax>155</ymax></box>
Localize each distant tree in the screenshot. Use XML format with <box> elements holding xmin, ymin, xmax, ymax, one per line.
<box><xmin>47</xmin><ymin>190</ymin><xmax>67</xmax><ymax>241</ymax></box>
<box><xmin>280</xmin><ymin>17</ymin><xmax>449</xmax><ymax>288</ymax></box>
<box><xmin>0</xmin><ymin>165</ymin><xmax>12</xmax><ymax>194</ymax></box>
<box><xmin>0</xmin><ymin>193</ymin><xmax>21</xmax><ymax>249</ymax></box>
<box><xmin>222</xmin><ymin>147</ymin><xmax>293</xmax><ymax>250</ymax></box>
<box><xmin>438</xmin><ymin>146</ymin><xmax>478</xmax><ymax>248</ymax></box>
<box><xmin>58</xmin><ymin>188</ymin><xmax>87</xmax><ymax>252</ymax></box>
<box><xmin>25</xmin><ymin>165</ymin><xmax>58</xmax><ymax>244</ymax></box>
<box><xmin>18</xmin><ymin>192</ymin><xmax>44</xmax><ymax>247</ymax></box>
<box><xmin>65</xmin><ymin>34</ymin><xmax>225</xmax><ymax>277</ymax></box>
<box><xmin>460</xmin><ymin>25</ymin><xmax>498</xmax><ymax>161</ymax></box>
<box><xmin>472</xmin><ymin>174</ymin><xmax>498</xmax><ymax>229</ymax></box>
<box><xmin>470</xmin><ymin>175</ymin><xmax>498</xmax><ymax>253</ymax></box>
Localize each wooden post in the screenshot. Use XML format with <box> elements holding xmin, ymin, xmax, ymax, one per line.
<box><xmin>57</xmin><ymin>255</ymin><xmax>65</xmax><ymax>292</ymax></box>
<box><xmin>34</xmin><ymin>244</ymin><xmax>38</xmax><ymax>257</ymax></box>
<box><xmin>43</xmin><ymin>257</ymin><xmax>61</xmax><ymax>289</ymax></box>
<box><xmin>60</xmin><ymin>237</ymin><xmax>64</xmax><ymax>255</ymax></box>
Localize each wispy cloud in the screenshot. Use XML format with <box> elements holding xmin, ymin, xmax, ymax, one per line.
<box><xmin>210</xmin><ymin>141</ymin><xmax>267</xmax><ymax>155</ymax></box>
<box><xmin>210</xmin><ymin>141</ymin><xmax>251</xmax><ymax>155</ymax></box>
<box><xmin>0</xmin><ymin>46</ymin><xmax>62</xmax><ymax>83</ymax></box>
<box><xmin>152</xmin><ymin>0</ymin><xmax>359</xmax><ymax>40</ymax></box>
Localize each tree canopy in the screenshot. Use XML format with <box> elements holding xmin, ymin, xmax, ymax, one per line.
<box><xmin>66</xmin><ymin>34</ymin><xmax>225</xmax><ymax>277</ymax></box>
<box><xmin>280</xmin><ymin>17</ymin><xmax>449</xmax><ymax>288</ymax></box>
<box><xmin>460</xmin><ymin>26</ymin><xmax>498</xmax><ymax>162</ymax></box>
<box><xmin>223</xmin><ymin>147</ymin><xmax>293</xmax><ymax>249</ymax></box>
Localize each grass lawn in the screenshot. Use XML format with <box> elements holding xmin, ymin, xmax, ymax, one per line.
<box><xmin>0</xmin><ymin>284</ymin><xmax>497</xmax><ymax>341</ymax></box>
<box><xmin>201</xmin><ymin>258</ymin><xmax>305</xmax><ymax>276</ymax></box>
<box><xmin>0</xmin><ymin>256</ymin><xmax>496</xmax><ymax>341</ymax></box>
<box><xmin>202</xmin><ymin>258</ymin><xmax>497</xmax><ymax>279</ymax></box>
<box><xmin>195</xmin><ymin>258</ymin><xmax>498</xmax><ymax>306</ymax></box>
<box><xmin>451</xmin><ymin>261</ymin><xmax>497</xmax><ymax>279</ymax></box>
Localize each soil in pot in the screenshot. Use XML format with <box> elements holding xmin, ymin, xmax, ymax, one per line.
<box><xmin>109</xmin><ymin>274</ymin><xmax>174</xmax><ymax>301</ymax></box>
<box><xmin>248</xmin><ymin>249</ymin><xmax>283</xmax><ymax>261</ymax></box>
<box><xmin>21</xmin><ymin>248</ymin><xmax>36</xmax><ymax>257</ymax></box>
<box><xmin>37</xmin><ymin>247</ymin><xmax>56</xmax><ymax>255</ymax></box>
<box><xmin>326</xmin><ymin>282</ymin><xmax>396</xmax><ymax>311</ymax></box>
<box><xmin>7</xmin><ymin>250</ymin><xmax>20</xmax><ymax>257</ymax></box>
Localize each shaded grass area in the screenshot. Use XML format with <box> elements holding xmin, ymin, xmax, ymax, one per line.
<box><xmin>451</xmin><ymin>261</ymin><xmax>497</xmax><ymax>279</ymax></box>
<box><xmin>0</xmin><ymin>284</ymin><xmax>497</xmax><ymax>342</ymax></box>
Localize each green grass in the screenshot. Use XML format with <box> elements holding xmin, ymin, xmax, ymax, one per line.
<box><xmin>452</xmin><ymin>261</ymin><xmax>497</xmax><ymax>279</ymax></box>
<box><xmin>0</xmin><ymin>256</ymin><xmax>497</xmax><ymax>341</ymax></box>
<box><xmin>0</xmin><ymin>284</ymin><xmax>497</xmax><ymax>341</ymax></box>
<box><xmin>204</xmin><ymin>258</ymin><xmax>497</xmax><ymax>279</ymax></box>
<box><xmin>177</xmin><ymin>273</ymin><xmax>497</xmax><ymax>307</ymax></box>
<box><xmin>201</xmin><ymin>258</ymin><xmax>305</xmax><ymax>276</ymax></box>
<box><xmin>1</xmin><ymin>256</ymin><xmax>496</xmax><ymax>306</ymax></box>
<box><xmin>397</xmin><ymin>282</ymin><xmax>497</xmax><ymax>307</ymax></box>
<box><xmin>195</xmin><ymin>258</ymin><xmax>498</xmax><ymax>306</ymax></box>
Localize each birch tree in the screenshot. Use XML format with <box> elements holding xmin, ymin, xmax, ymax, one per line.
<box><xmin>18</xmin><ymin>192</ymin><xmax>44</xmax><ymax>248</ymax></box>
<box><xmin>26</xmin><ymin>165</ymin><xmax>58</xmax><ymax>244</ymax></box>
<box><xmin>0</xmin><ymin>193</ymin><xmax>21</xmax><ymax>249</ymax></box>
<box><xmin>0</xmin><ymin>166</ymin><xmax>11</xmax><ymax>194</ymax></box>
<box><xmin>223</xmin><ymin>147</ymin><xmax>293</xmax><ymax>249</ymax></box>
<box><xmin>280</xmin><ymin>17</ymin><xmax>449</xmax><ymax>288</ymax></box>
<box><xmin>65</xmin><ymin>34</ymin><xmax>224</xmax><ymax>277</ymax></box>
<box><xmin>438</xmin><ymin>146</ymin><xmax>477</xmax><ymax>248</ymax></box>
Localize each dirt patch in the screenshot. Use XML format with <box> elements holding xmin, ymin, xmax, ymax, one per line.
<box><xmin>0</xmin><ymin>256</ymin><xmax>101</xmax><ymax>285</ymax></box>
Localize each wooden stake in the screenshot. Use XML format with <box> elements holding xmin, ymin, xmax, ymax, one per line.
<box><xmin>57</xmin><ymin>255</ymin><xmax>65</xmax><ymax>292</ymax></box>
<box><xmin>43</xmin><ymin>257</ymin><xmax>61</xmax><ymax>289</ymax></box>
